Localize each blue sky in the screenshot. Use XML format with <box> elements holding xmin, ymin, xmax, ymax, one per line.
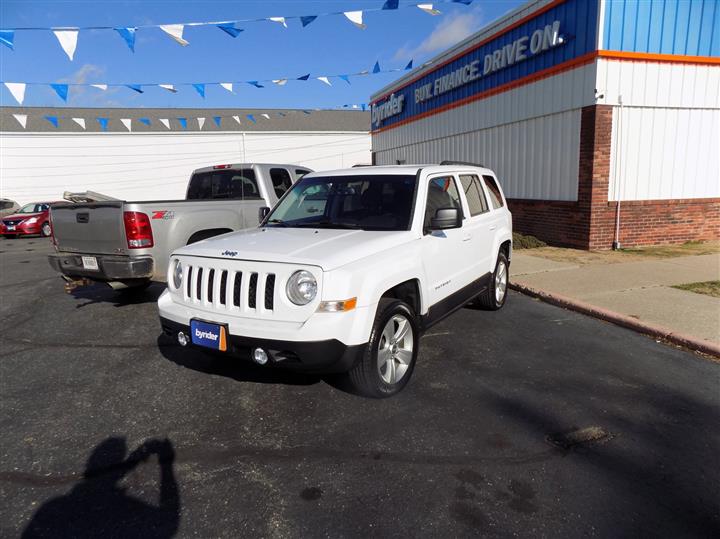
<box><xmin>1</xmin><ymin>0</ymin><xmax>525</xmax><ymax>110</ymax></box>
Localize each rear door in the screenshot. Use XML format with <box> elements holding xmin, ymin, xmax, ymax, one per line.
<box><xmin>51</xmin><ymin>202</ymin><xmax>127</xmax><ymax>255</ymax></box>
<box><xmin>458</xmin><ymin>174</ymin><xmax>495</xmax><ymax>276</ymax></box>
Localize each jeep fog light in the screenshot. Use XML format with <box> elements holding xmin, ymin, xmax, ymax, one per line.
<box><xmin>172</xmin><ymin>259</ymin><xmax>183</xmax><ymax>290</ymax></box>
<box><xmin>317</xmin><ymin>297</ymin><xmax>357</xmax><ymax>312</ymax></box>
<box><xmin>253</xmin><ymin>348</ymin><xmax>269</xmax><ymax>365</ymax></box>
<box><xmin>177</xmin><ymin>331</ymin><xmax>188</xmax><ymax>346</ymax></box>
<box><xmin>286</xmin><ymin>270</ymin><xmax>317</xmax><ymax>305</ymax></box>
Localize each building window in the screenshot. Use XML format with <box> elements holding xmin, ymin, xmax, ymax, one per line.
<box><xmin>459</xmin><ymin>175</ymin><xmax>489</xmax><ymax>216</ymax></box>
<box><xmin>482</xmin><ymin>175</ymin><xmax>504</xmax><ymax>210</ymax></box>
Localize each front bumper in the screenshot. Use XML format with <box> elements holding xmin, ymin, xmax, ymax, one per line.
<box><xmin>1</xmin><ymin>222</ymin><xmax>40</xmax><ymax>236</ymax></box>
<box><xmin>48</xmin><ymin>252</ymin><xmax>154</xmax><ymax>281</ymax></box>
<box><xmin>160</xmin><ymin>317</ymin><xmax>366</xmax><ymax>373</ymax></box>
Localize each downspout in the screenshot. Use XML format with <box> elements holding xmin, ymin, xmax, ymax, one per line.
<box><xmin>241</xmin><ymin>132</ymin><xmax>247</xmax><ymax>162</ymax></box>
<box><xmin>612</xmin><ymin>95</ymin><xmax>623</xmax><ymax>250</ymax></box>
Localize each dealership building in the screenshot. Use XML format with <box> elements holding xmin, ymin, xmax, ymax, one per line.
<box><xmin>371</xmin><ymin>0</ymin><xmax>719</xmax><ymax>248</ymax></box>
<box><xmin>0</xmin><ymin>108</ymin><xmax>370</xmax><ymax>204</ymax></box>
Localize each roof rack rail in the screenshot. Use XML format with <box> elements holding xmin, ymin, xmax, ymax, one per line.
<box><xmin>439</xmin><ymin>160</ymin><xmax>484</xmax><ymax>167</ymax></box>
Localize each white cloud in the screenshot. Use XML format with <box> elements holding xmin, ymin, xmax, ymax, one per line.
<box><xmin>394</xmin><ymin>8</ymin><xmax>483</xmax><ymax>61</ymax></box>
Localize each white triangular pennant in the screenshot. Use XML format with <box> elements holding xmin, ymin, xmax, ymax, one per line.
<box><xmin>261</xmin><ymin>114</ymin><xmax>270</xmax><ymax>120</ymax></box>
<box><xmin>197</xmin><ymin>117</ymin><xmax>205</xmax><ymax>130</ymax></box>
<box><xmin>417</xmin><ymin>4</ymin><xmax>441</xmax><ymax>15</ymax></box>
<box><xmin>72</xmin><ymin>118</ymin><xmax>86</xmax><ymax>129</ymax></box>
<box><xmin>53</xmin><ymin>29</ymin><xmax>79</xmax><ymax>60</ymax></box>
<box><xmin>344</xmin><ymin>11</ymin><xmax>366</xmax><ymax>29</ymax></box>
<box><xmin>317</xmin><ymin>76</ymin><xmax>332</xmax><ymax>86</ymax></box>
<box><xmin>159</xmin><ymin>84</ymin><xmax>177</xmax><ymax>93</ymax></box>
<box><xmin>13</xmin><ymin>114</ymin><xmax>27</xmax><ymax>128</ymax></box>
<box><xmin>4</xmin><ymin>82</ymin><xmax>26</xmax><ymax>105</ymax></box>
<box><xmin>121</xmin><ymin>118</ymin><xmax>132</xmax><ymax>131</ymax></box>
<box><xmin>159</xmin><ymin>118</ymin><xmax>171</xmax><ymax>129</ymax></box>
<box><xmin>220</xmin><ymin>82</ymin><xmax>233</xmax><ymax>93</ymax></box>
<box><xmin>269</xmin><ymin>17</ymin><xmax>287</xmax><ymax>28</ymax></box>
<box><xmin>272</xmin><ymin>79</ymin><xmax>288</xmax><ymax>86</ymax></box>
<box><xmin>91</xmin><ymin>84</ymin><xmax>108</xmax><ymax>91</ymax></box>
<box><xmin>232</xmin><ymin>115</ymin><xmax>241</xmax><ymax>125</ymax></box>
<box><xmin>159</xmin><ymin>24</ymin><xmax>189</xmax><ymax>46</ymax></box>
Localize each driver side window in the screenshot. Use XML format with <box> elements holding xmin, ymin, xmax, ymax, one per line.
<box><xmin>424</xmin><ymin>176</ymin><xmax>461</xmax><ymax>228</ymax></box>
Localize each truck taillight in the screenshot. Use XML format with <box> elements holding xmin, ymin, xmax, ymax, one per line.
<box><xmin>123</xmin><ymin>211</ymin><xmax>154</xmax><ymax>249</ymax></box>
<box><xmin>213</xmin><ymin>164</ymin><xmax>232</xmax><ymax>169</ymax></box>
<box><xmin>49</xmin><ymin>213</ymin><xmax>57</xmax><ymax>247</ymax></box>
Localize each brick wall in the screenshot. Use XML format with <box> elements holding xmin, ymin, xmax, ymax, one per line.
<box><xmin>509</xmin><ymin>105</ymin><xmax>720</xmax><ymax>250</ymax></box>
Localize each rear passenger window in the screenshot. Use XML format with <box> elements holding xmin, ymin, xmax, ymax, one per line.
<box><xmin>425</xmin><ymin>176</ymin><xmax>462</xmax><ymax>228</ymax></box>
<box><xmin>270</xmin><ymin>168</ymin><xmax>293</xmax><ymax>198</ymax></box>
<box><xmin>482</xmin><ymin>175</ymin><xmax>504</xmax><ymax>209</ymax></box>
<box><xmin>187</xmin><ymin>169</ymin><xmax>260</xmax><ymax>200</ymax></box>
<box><xmin>459</xmin><ymin>175</ymin><xmax>489</xmax><ymax>216</ymax></box>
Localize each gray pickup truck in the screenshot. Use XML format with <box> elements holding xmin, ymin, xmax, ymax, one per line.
<box><xmin>48</xmin><ymin>163</ymin><xmax>311</xmax><ymax>290</ymax></box>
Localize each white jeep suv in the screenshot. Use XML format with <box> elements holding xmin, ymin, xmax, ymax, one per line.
<box><xmin>158</xmin><ymin>164</ymin><xmax>512</xmax><ymax>397</ymax></box>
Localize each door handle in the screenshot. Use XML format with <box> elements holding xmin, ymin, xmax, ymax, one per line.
<box><xmin>462</xmin><ymin>234</ymin><xmax>471</xmax><ymax>242</ymax></box>
<box><xmin>489</xmin><ymin>225</ymin><xmax>496</xmax><ymax>230</ymax></box>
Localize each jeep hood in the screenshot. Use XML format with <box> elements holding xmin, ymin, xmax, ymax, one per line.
<box><xmin>173</xmin><ymin>227</ymin><xmax>416</xmax><ymax>271</ymax></box>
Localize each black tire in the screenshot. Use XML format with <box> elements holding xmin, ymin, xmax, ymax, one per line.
<box><xmin>41</xmin><ymin>222</ymin><xmax>52</xmax><ymax>237</ymax></box>
<box><xmin>346</xmin><ymin>298</ymin><xmax>419</xmax><ymax>398</ymax></box>
<box><xmin>475</xmin><ymin>252</ymin><xmax>509</xmax><ymax>311</ymax></box>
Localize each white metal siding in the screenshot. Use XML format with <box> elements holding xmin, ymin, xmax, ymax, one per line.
<box><xmin>609</xmin><ymin>106</ymin><xmax>720</xmax><ymax>201</ymax></box>
<box><xmin>375</xmin><ymin>108</ymin><xmax>581</xmax><ymax>201</ymax></box>
<box><xmin>0</xmin><ymin>132</ymin><xmax>370</xmax><ymax>203</ymax></box>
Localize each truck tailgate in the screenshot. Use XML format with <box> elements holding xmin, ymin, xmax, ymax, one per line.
<box><xmin>51</xmin><ymin>202</ymin><xmax>127</xmax><ymax>255</ymax></box>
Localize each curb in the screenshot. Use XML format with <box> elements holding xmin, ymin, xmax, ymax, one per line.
<box><xmin>509</xmin><ymin>282</ymin><xmax>720</xmax><ymax>359</ymax></box>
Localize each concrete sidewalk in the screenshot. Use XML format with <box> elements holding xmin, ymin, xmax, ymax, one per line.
<box><xmin>511</xmin><ymin>251</ymin><xmax>720</xmax><ymax>346</ymax></box>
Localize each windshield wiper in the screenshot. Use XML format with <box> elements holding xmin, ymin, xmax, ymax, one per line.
<box><xmin>296</xmin><ymin>220</ymin><xmax>361</xmax><ymax>229</ymax></box>
<box><xmin>265</xmin><ymin>219</ymin><xmax>288</xmax><ymax>227</ymax></box>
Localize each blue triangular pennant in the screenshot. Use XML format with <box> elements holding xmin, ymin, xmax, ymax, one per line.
<box><xmin>177</xmin><ymin>117</ymin><xmax>187</xmax><ymax>129</ymax></box>
<box><xmin>339</xmin><ymin>74</ymin><xmax>351</xmax><ymax>84</ymax></box>
<box><xmin>126</xmin><ymin>84</ymin><xmax>143</xmax><ymax>93</ymax></box>
<box><xmin>44</xmin><ymin>116</ymin><xmax>59</xmax><ymax>128</ymax></box>
<box><xmin>217</xmin><ymin>23</ymin><xmax>244</xmax><ymax>37</ymax></box>
<box><xmin>97</xmin><ymin>118</ymin><xmax>109</xmax><ymax>131</ymax></box>
<box><xmin>405</xmin><ymin>59</ymin><xmax>413</xmax><ymax>70</ymax></box>
<box><xmin>50</xmin><ymin>84</ymin><xmax>69</xmax><ymax>101</ymax></box>
<box><xmin>0</xmin><ymin>30</ymin><xmax>14</xmax><ymax>50</ymax></box>
<box><xmin>139</xmin><ymin>118</ymin><xmax>151</xmax><ymax>126</ymax></box>
<box><xmin>278</xmin><ymin>112</ymin><xmax>286</xmax><ymax>117</ymax></box>
<box><xmin>452</xmin><ymin>0</ymin><xmax>474</xmax><ymax>4</ymax></box>
<box><xmin>213</xmin><ymin>116</ymin><xmax>221</xmax><ymax>127</ymax></box>
<box><xmin>246</xmin><ymin>114</ymin><xmax>256</xmax><ymax>123</ymax></box>
<box><xmin>192</xmin><ymin>84</ymin><xmax>205</xmax><ymax>98</ymax></box>
<box><xmin>302</xmin><ymin>110</ymin><xmax>312</xmax><ymax>115</ymax></box>
<box><xmin>300</xmin><ymin>16</ymin><xmax>318</xmax><ymax>27</ymax></box>
<box><xmin>373</xmin><ymin>61</ymin><xmax>381</xmax><ymax>74</ymax></box>
<box><xmin>296</xmin><ymin>74</ymin><xmax>310</xmax><ymax>81</ymax></box>
<box><xmin>361</xmin><ymin>104</ymin><xmax>367</xmax><ymax>111</ymax></box>
<box><xmin>382</xmin><ymin>0</ymin><xmax>399</xmax><ymax>9</ymax></box>
<box><xmin>114</xmin><ymin>27</ymin><xmax>136</xmax><ymax>52</ymax></box>
<box><xmin>247</xmin><ymin>81</ymin><xmax>264</xmax><ymax>88</ymax></box>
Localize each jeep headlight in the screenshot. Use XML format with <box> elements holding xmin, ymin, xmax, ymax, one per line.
<box><xmin>172</xmin><ymin>259</ymin><xmax>183</xmax><ymax>290</ymax></box>
<box><xmin>286</xmin><ymin>270</ymin><xmax>317</xmax><ymax>305</ymax></box>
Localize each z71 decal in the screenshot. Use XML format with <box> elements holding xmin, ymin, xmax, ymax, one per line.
<box><xmin>152</xmin><ymin>210</ymin><xmax>176</xmax><ymax>220</ymax></box>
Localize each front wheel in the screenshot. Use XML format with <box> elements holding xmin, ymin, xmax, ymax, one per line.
<box><xmin>346</xmin><ymin>299</ymin><xmax>419</xmax><ymax>398</ymax></box>
<box><xmin>475</xmin><ymin>252</ymin><xmax>509</xmax><ymax>310</ymax></box>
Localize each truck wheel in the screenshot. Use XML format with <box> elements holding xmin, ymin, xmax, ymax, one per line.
<box><xmin>347</xmin><ymin>298</ymin><xmax>419</xmax><ymax>398</ymax></box>
<box><xmin>41</xmin><ymin>222</ymin><xmax>52</xmax><ymax>237</ymax></box>
<box><xmin>475</xmin><ymin>252</ymin><xmax>509</xmax><ymax>311</ymax></box>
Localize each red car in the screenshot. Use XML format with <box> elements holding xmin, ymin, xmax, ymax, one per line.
<box><xmin>0</xmin><ymin>202</ymin><xmax>58</xmax><ymax>238</ymax></box>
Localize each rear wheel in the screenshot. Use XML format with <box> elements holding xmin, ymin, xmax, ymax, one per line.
<box><xmin>347</xmin><ymin>298</ymin><xmax>419</xmax><ymax>398</ymax></box>
<box><xmin>475</xmin><ymin>252</ymin><xmax>509</xmax><ymax>310</ymax></box>
<box><xmin>41</xmin><ymin>222</ymin><xmax>52</xmax><ymax>237</ymax></box>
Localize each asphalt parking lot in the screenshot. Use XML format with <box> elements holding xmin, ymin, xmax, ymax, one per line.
<box><xmin>1</xmin><ymin>236</ymin><xmax>718</xmax><ymax>538</ymax></box>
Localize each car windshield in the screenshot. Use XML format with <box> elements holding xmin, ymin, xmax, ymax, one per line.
<box><xmin>265</xmin><ymin>174</ymin><xmax>417</xmax><ymax>231</ymax></box>
<box><xmin>18</xmin><ymin>203</ymin><xmax>48</xmax><ymax>213</ymax></box>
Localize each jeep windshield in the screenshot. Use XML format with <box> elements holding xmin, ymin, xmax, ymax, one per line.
<box><xmin>264</xmin><ymin>174</ymin><xmax>416</xmax><ymax>231</ymax></box>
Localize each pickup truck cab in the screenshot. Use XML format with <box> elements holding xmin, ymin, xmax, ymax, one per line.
<box><xmin>158</xmin><ymin>164</ymin><xmax>512</xmax><ymax>397</ymax></box>
<box><xmin>48</xmin><ymin>163</ymin><xmax>311</xmax><ymax>290</ymax></box>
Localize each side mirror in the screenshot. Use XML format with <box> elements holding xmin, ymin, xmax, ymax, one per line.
<box><xmin>429</xmin><ymin>207</ymin><xmax>462</xmax><ymax>230</ymax></box>
<box><xmin>258</xmin><ymin>206</ymin><xmax>270</xmax><ymax>224</ymax></box>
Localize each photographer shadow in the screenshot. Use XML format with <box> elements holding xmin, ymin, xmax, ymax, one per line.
<box><xmin>22</xmin><ymin>437</ymin><xmax>180</xmax><ymax>539</ymax></box>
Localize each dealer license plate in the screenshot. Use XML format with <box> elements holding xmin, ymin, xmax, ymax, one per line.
<box><xmin>81</xmin><ymin>256</ymin><xmax>99</xmax><ymax>270</ymax></box>
<box><xmin>190</xmin><ymin>320</ymin><xmax>228</xmax><ymax>352</ymax></box>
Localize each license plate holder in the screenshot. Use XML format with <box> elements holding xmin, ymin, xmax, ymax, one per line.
<box><xmin>190</xmin><ymin>319</ymin><xmax>228</xmax><ymax>352</ymax></box>
<box><xmin>7</xmin><ymin>225</ymin><xmax>15</xmax><ymax>231</ymax></box>
<box><xmin>81</xmin><ymin>256</ymin><xmax>99</xmax><ymax>271</ymax></box>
